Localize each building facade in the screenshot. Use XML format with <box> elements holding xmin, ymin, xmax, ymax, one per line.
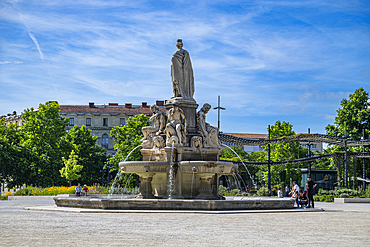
<box><xmin>60</xmin><ymin>101</ymin><xmax>165</xmax><ymax>156</ymax></box>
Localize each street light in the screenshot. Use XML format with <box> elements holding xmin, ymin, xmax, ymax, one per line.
<box><xmin>213</xmin><ymin>95</ymin><xmax>225</xmax><ymax>131</ymax></box>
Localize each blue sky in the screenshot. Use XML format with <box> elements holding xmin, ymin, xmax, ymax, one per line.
<box><xmin>1</xmin><ymin>0</ymin><xmax>369</xmax><ymax>135</ymax></box>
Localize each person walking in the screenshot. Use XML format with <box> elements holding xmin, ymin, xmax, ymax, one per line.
<box><xmin>292</xmin><ymin>181</ymin><xmax>300</xmax><ymax>207</ymax></box>
<box><xmin>306</xmin><ymin>177</ymin><xmax>316</xmax><ymax>208</ymax></box>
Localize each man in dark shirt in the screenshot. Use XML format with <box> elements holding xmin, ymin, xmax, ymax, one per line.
<box><xmin>306</xmin><ymin>177</ymin><xmax>316</xmax><ymax>208</ymax></box>
<box><xmin>298</xmin><ymin>191</ymin><xmax>308</xmax><ymax>208</ymax></box>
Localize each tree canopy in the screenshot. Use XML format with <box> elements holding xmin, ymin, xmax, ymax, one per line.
<box><xmin>110</xmin><ymin>114</ymin><xmax>150</xmax><ymax>188</ymax></box>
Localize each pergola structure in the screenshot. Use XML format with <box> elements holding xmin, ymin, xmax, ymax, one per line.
<box><xmin>219</xmin><ymin>132</ymin><xmax>370</xmax><ymax>190</ymax></box>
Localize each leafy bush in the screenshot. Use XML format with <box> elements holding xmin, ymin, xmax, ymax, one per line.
<box><xmin>258</xmin><ymin>186</ymin><xmax>269</xmax><ymax>196</ymax></box>
<box><xmin>318</xmin><ymin>188</ymin><xmax>370</xmax><ymax>198</ymax></box>
<box><xmin>110</xmin><ymin>186</ymin><xmax>139</xmax><ymax>195</ymax></box>
<box><xmin>14</xmin><ymin>186</ymin><xmax>41</xmax><ymax>196</ymax></box>
<box><xmin>218</xmin><ymin>185</ymin><xmax>228</xmax><ymax>196</ymax></box>
<box><xmin>340</xmin><ymin>193</ymin><xmax>350</xmax><ymax>198</ymax></box>
<box><xmin>230</xmin><ymin>189</ymin><xmax>240</xmax><ymax>196</ymax></box>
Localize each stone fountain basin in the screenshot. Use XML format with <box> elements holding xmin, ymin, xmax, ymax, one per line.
<box><xmin>119</xmin><ymin>160</ymin><xmax>237</xmax><ymax>173</ymax></box>
<box><xmin>53</xmin><ymin>197</ymin><xmax>295</xmax><ymax>211</ymax></box>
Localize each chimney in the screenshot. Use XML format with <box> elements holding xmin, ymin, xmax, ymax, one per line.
<box><xmin>142</xmin><ymin>102</ymin><xmax>148</xmax><ymax>107</ymax></box>
<box><xmin>125</xmin><ymin>103</ymin><xmax>132</xmax><ymax>108</ymax></box>
<box><xmin>89</xmin><ymin>102</ymin><xmax>95</xmax><ymax>108</ymax></box>
<box><xmin>156</xmin><ymin>100</ymin><xmax>164</xmax><ymax>106</ymax></box>
<box><xmin>108</xmin><ymin>103</ymin><xmax>118</xmax><ymax>106</ymax></box>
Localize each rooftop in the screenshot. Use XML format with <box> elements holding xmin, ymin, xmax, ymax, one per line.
<box><xmin>222</xmin><ymin>133</ymin><xmax>267</xmax><ymax>140</ymax></box>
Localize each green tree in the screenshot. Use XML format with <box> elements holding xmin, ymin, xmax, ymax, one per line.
<box><xmin>325</xmin><ymin>88</ymin><xmax>370</xmax><ymax>188</ymax></box>
<box><xmin>110</xmin><ymin>114</ymin><xmax>150</xmax><ymax>187</ymax></box>
<box><xmin>60</xmin><ymin>149</ymin><xmax>83</xmax><ymax>185</ymax></box>
<box><xmin>63</xmin><ymin>125</ymin><xmax>109</xmax><ymax>185</ymax></box>
<box><xmin>259</xmin><ymin>121</ymin><xmax>307</xmax><ymax>187</ymax></box>
<box><xmin>326</xmin><ymin>88</ymin><xmax>370</xmax><ymax>140</ymax></box>
<box><xmin>0</xmin><ymin>119</ymin><xmax>31</xmax><ymax>188</ymax></box>
<box><xmin>20</xmin><ymin>102</ymin><xmax>69</xmax><ymax>187</ymax></box>
<box><xmin>220</xmin><ymin>145</ymin><xmax>248</xmax><ymax>162</ymax></box>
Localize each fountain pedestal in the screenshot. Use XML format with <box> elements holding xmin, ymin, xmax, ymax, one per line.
<box><xmin>135</xmin><ymin>173</ymin><xmax>156</xmax><ymax>199</ymax></box>
<box><xmin>196</xmin><ymin>174</ymin><xmax>219</xmax><ymax>200</ymax></box>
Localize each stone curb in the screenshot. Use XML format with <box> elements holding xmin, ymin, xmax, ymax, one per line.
<box><xmin>334</xmin><ymin>198</ymin><xmax>370</xmax><ymax>203</ymax></box>
<box><xmin>8</xmin><ymin>196</ymin><xmax>56</xmax><ymax>200</ymax></box>
<box><xmin>25</xmin><ymin>205</ymin><xmax>324</xmax><ymax>214</ymax></box>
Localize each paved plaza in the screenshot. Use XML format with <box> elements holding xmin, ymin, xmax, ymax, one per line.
<box><xmin>1</xmin><ymin>199</ymin><xmax>369</xmax><ymax>246</ymax></box>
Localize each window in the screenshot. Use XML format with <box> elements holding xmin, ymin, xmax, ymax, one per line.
<box><xmin>86</xmin><ymin>118</ymin><xmax>91</xmax><ymax>126</ymax></box>
<box><xmin>312</xmin><ymin>144</ymin><xmax>317</xmax><ymax>149</ymax></box>
<box><xmin>103</xmin><ymin>118</ymin><xmax>108</xmax><ymax>126</ymax></box>
<box><xmin>102</xmin><ymin>134</ymin><xmax>109</xmax><ymax>148</ymax></box>
<box><xmin>69</xmin><ymin>118</ymin><xmax>74</xmax><ymax>126</ymax></box>
<box><xmin>120</xmin><ymin>118</ymin><xmax>125</xmax><ymax>126</ymax></box>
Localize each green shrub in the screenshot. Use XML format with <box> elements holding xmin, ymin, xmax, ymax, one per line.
<box><xmin>257</xmin><ymin>187</ymin><xmax>269</xmax><ymax>196</ymax></box>
<box><xmin>14</xmin><ymin>187</ymin><xmax>41</xmax><ymax>196</ymax></box>
<box><xmin>230</xmin><ymin>189</ymin><xmax>240</xmax><ymax>196</ymax></box>
<box><xmin>340</xmin><ymin>193</ymin><xmax>350</xmax><ymax>198</ymax></box>
<box><xmin>218</xmin><ymin>185</ymin><xmax>228</xmax><ymax>196</ymax></box>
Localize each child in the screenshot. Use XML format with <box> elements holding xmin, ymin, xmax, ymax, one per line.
<box><xmin>278</xmin><ymin>187</ymin><xmax>283</xmax><ymax>198</ymax></box>
<box><xmin>83</xmin><ymin>184</ymin><xmax>89</xmax><ymax>196</ymax></box>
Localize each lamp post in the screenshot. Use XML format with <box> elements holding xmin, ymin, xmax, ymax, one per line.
<box><xmin>344</xmin><ymin>122</ymin><xmax>348</xmax><ymax>188</ymax></box>
<box><xmin>362</xmin><ymin>129</ymin><xmax>366</xmax><ymax>190</ymax></box>
<box><xmin>268</xmin><ymin>125</ymin><xmax>271</xmax><ymax>196</ymax></box>
<box><xmin>307</xmin><ymin>128</ymin><xmax>312</xmax><ymax>178</ymax></box>
<box><xmin>213</xmin><ymin>95</ymin><xmax>225</xmax><ymax>131</ymax></box>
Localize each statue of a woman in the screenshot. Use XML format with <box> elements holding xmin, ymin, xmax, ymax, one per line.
<box><xmin>171</xmin><ymin>39</ymin><xmax>195</xmax><ymax>99</ymax></box>
<box><xmin>197</xmin><ymin>103</ymin><xmax>220</xmax><ymax>148</ymax></box>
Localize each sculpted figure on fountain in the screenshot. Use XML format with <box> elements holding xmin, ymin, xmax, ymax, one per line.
<box><xmin>171</xmin><ymin>39</ymin><xmax>195</xmax><ymax>99</ymax></box>
<box><xmin>165</xmin><ymin>103</ymin><xmax>187</xmax><ymax>146</ymax></box>
<box><xmin>141</xmin><ymin>104</ymin><xmax>166</xmax><ymax>149</ymax></box>
<box><xmin>197</xmin><ymin>103</ymin><xmax>220</xmax><ymax>149</ymax></box>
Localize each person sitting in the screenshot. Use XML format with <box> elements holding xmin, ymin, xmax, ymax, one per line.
<box><xmin>278</xmin><ymin>187</ymin><xmax>283</xmax><ymax>198</ymax></box>
<box><xmin>82</xmin><ymin>184</ymin><xmax>89</xmax><ymax>196</ymax></box>
<box><xmin>75</xmin><ymin>183</ymin><xmax>82</xmax><ymax>197</ymax></box>
<box><xmin>298</xmin><ymin>190</ymin><xmax>308</xmax><ymax>208</ymax></box>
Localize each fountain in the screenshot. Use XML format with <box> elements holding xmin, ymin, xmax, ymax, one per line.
<box><xmin>54</xmin><ymin>39</ymin><xmax>294</xmax><ymax>210</ymax></box>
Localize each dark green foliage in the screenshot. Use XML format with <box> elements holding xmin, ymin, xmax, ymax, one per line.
<box><xmin>63</xmin><ymin>126</ymin><xmax>109</xmax><ymax>185</ymax></box>
<box><xmin>1</xmin><ymin>102</ymin><xmax>109</xmax><ymax>189</ymax></box>
<box><xmin>20</xmin><ymin>102</ymin><xmax>69</xmax><ymax>187</ymax></box>
<box><xmin>325</xmin><ymin>88</ymin><xmax>370</xmax><ymax>188</ymax></box>
<box><xmin>110</xmin><ymin>114</ymin><xmax>150</xmax><ymax>188</ymax></box>
<box><xmin>0</xmin><ymin>118</ymin><xmax>31</xmax><ymax>188</ymax></box>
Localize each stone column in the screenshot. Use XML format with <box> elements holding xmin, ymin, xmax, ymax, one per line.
<box><xmin>196</xmin><ymin>174</ymin><xmax>218</xmax><ymax>199</ymax></box>
<box><xmin>136</xmin><ymin>173</ymin><xmax>156</xmax><ymax>199</ymax></box>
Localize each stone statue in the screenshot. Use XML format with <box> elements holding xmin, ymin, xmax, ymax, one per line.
<box><xmin>165</xmin><ymin>103</ymin><xmax>187</xmax><ymax>146</ymax></box>
<box><xmin>141</xmin><ymin>104</ymin><xmax>166</xmax><ymax>149</ymax></box>
<box><xmin>197</xmin><ymin>103</ymin><xmax>220</xmax><ymax>148</ymax></box>
<box><xmin>171</xmin><ymin>39</ymin><xmax>195</xmax><ymax>99</ymax></box>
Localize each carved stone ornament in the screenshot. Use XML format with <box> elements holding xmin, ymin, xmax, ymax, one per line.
<box><xmin>191</xmin><ymin>136</ymin><xmax>203</xmax><ymax>149</ymax></box>
<box><xmin>197</xmin><ymin>103</ymin><xmax>220</xmax><ymax>148</ymax></box>
<box><xmin>165</xmin><ymin>103</ymin><xmax>187</xmax><ymax>146</ymax></box>
<box><xmin>141</xmin><ymin>104</ymin><xmax>166</xmax><ymax>149</ymax></box>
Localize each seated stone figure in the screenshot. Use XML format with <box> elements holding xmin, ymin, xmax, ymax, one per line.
<box><xmin>141</xmin><ymin>104</ymin><xmax>166</xmax><ymax>149</ymax></box>
<box><xmin>197</xmin><ymin>103</ymin><xmax>220</xmax><ymax>148</ymax></box>
<box><xmin>165</xmin><ymin>103</ymin><xmax>187</xmax><ymax>146</ymax></box>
